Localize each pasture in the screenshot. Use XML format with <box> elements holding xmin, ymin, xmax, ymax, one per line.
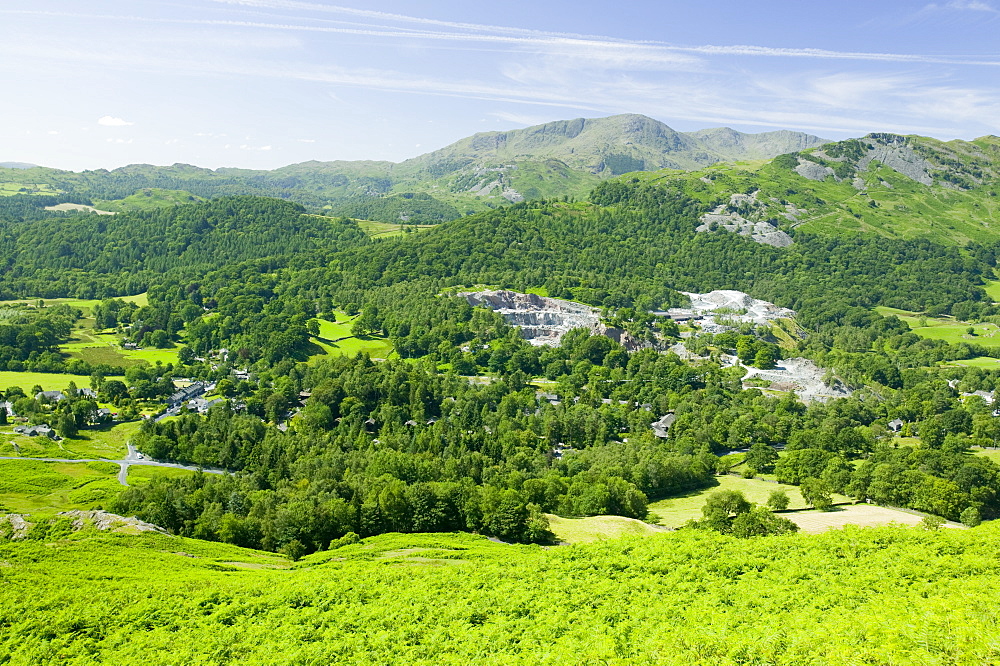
<box><xmin>647</xmin><ymin>474</ymin><xmax>850</xmax><ymax>528</ymax></box>
<box><xmin>309</xmin><ymin>313</ymin><xmax>394</xmax><ymax>361</ymax></box>
<box><xmin>0</xmin><ymin>459</ymin><xmax>122</xmax><ymax>515</ymax></box>
<box><xmin>784</xmin><ymin>504</ymin><xmax>963</xmax><ymax>533</ymax></box>
<box><xmin>874</xmin><ymin>305</ymin><xmax>1000</xmax><ymax>347</ymax></box>
<box><xmin>546</xmin><ymin>514</ymin><xmax>666</xmax><ymax>543</ymax></box>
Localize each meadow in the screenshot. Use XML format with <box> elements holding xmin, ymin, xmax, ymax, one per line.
<box><xmin>308</xmin><ymin>312</ymin><xmax>394</xmax><ymax>361</ymax></box>
<box><xmin>874</xmin><ymin>305</ymin><xmax>1000</xmax><ymax>347</ymax></box>
<box><xmin>647</xmin><ymin>474</ymin><xmax>850</xmax><ymax>528</ymax></box>
<box><xmin>546</xmin><ymin>514</ymin><xmax>666</xmax><ymax>543</ymax></box>
<box><xmin>0</xmin><ymin>459</ymin><xmax>122</xmax><ymax>514</ymax></box>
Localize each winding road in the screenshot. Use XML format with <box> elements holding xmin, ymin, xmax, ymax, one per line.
<box><xmin>0</xmin><ymin>441</ymin><xmax>229</xmax><ymax>486</ymax></box>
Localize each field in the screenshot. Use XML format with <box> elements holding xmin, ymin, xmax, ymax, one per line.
<box><xmin>0</xmin><ymin>370</ymin><xmax>91</xmax><ymax>393</ymax></box>
<box><xmin>647</xmin><ymin>474</ymin><xmax>850</xmax><ymax>528</ymax></box>
<box><xmin>874</xmin><ymin>305</ymin><xmax>1000</xmax><ymax>347</ymax></box>
<box><xmin>784</xmin><ymin>503</ymin><xmax>962</xmax><ymax>533</ymax></box>
<box><xmin>309</xmin><ymin>313</ymin><xmax>394</xmax><ymax>361</ymax></box>
<box><xmin>984</xmin><ymin>278</ymin><xmax>1000</xmax><ymax>302</ymax></box>
<box><xmin>0</xmin><ymin>459</ymin><xmax>122</xmax><ymax>514</ymax></box>
<box><xmin>126</xmin><ymin>465</ymin><xmax>199</xmax><ymax>485</ymax></box>
<box><xmin>0</xmin><ymin>182</ymin><xmax>59</xmax><ymax>196</ymax></box>
<box><xmin>546</xmin><ymin>514</ymin><xmax>666</xmax><ymax>543</ymax></box>
<box><xmin>0</xmin><ymin>421</ymin><xmax>140</xmax><ymax>461</ymax></box>
<box><xmin>354</xmin><ymin>219</ymin><xmax>437</xmax><ymax>239</ymax></box>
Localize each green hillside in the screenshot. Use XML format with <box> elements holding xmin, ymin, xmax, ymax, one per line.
<box><xmin>2</xmin><ymin>525</ymin><xmax>999</xmax><ymax>663</ymax></box>
<box><xmin>648</xmin><ymin>132</ymin><xmax>1000</xmax><ymax>245</ymax></box>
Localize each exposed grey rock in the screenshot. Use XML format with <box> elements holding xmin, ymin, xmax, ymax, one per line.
<box><xmin>859</xmin><ymin>141</ymin><xmax>933</xmax><ymax>185</ymax></box>
<box><xmin>696</xmin><ymin>190</ymin><xmax>794</xmax><ymax>246</ymax></box>
<box><xmin>57</xmin><ymin>510</ymin><xmax>169</xmax><ymax>534</ymax></box>
<box><xmin>794</xmin><ymin>160</ymin><xmax>835</xmax><ymax>181</ymax></box>
<box><xmin>741</xmin><ymin>357</ymin><xmax>851</xmax><ymax>404</ymax></box>
<box><xmin>463</xmin><ymin>290</ymin><xmax>601</xmax><ymax>346</ymax></box>
<box><xmin>463</xmin><ymin>290</ymin><xmax>653</xmax><ymax>349</ymax></box>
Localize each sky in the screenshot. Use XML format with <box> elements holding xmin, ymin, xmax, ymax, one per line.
<box><xmin>2</xmin><ymin>0</ymin><xmax>1000</xmax><ymax>171</ymax></box>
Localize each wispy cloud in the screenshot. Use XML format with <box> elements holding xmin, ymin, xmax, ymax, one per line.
<box><xmin>98</xmin><ymin>115</ymin><xmax>133</xmax><ymax>127</ymax></box>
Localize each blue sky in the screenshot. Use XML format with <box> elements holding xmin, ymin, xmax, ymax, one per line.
<box><xmin>3</xmin><ymin>0</ymin><xmax>1000</xmax><ymax>170</ymax></box>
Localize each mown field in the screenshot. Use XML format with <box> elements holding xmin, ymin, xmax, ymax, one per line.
<box><xmin>647</xmin><ymin>474</ymin><xmax>851</xmax><ymax>528</ymax></box>
<box><xmin>309</xmin><ymin>313</ymin><xmax>394</xmax><ymax>361</ymax></box>
<box><xmin>2</xmin><ymin>525</ymin><xmax>1000</xmax><ymax>663</ymax></box>
<box><xmin>874</xmin><ymin>305</ymin><xmax>1000</xmax><ymax>347</ymax></box>
<box><xmin>546</xmin><ymin>514</ymin><xmax>666</xmax><ymax>543</ymax></box>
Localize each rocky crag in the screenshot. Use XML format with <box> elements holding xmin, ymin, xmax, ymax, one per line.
<box><xmin>463</xmin><ymin>290</ymin><xmax>649</xmax><ymax>349</ymax></box>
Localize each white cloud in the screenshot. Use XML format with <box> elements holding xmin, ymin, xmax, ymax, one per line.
<box><xmin>946</xmin><ymin>0</ymin><xmax>997</xmax><ymax>11</ymax></box>
<box><xmin>489</xmin><ymin>111</ymin><xmax>552</xmax><ymax>126</ymax></box>
<box><xmin>98</xmin><ymin>115</ymin><xmax>134</xmax><ymax>127</ymax></box>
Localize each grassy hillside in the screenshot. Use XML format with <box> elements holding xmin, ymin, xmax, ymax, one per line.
<box><xmin>648</xmin><ymin>132</ymin><xmax>1000</xmax><ymax>245</ymax></box>
<box><xmin>2</xmin><ymin>525</ymin><xmax>1000</xmax><ymax>663</ymax></box>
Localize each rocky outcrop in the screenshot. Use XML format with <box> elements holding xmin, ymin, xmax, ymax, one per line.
<box><xmin>463</xmin><ymin>290</ymin><xmax>601</xmax><ymax>346</ymax></box>
<box><xmin>57</xmin><ymin>510</ymin><xmax>169</xmax><ymax>534</ymax></box>
<box><xmin>0</xmin><ymin>510</ymin><xmax>169</xmax><ymax>539</ymax></box>
<box><xmin>742</xmin><ymin>357</ymin><xmax>851</xmax><ymax>403</ymax></box>
<box><xmin>794</xmin><ymin>160</ymin><xmax>835</xmax><ymax>182</ymax></box>
<box><xmin>661</xmin><ymin>290</ymin><xmax>795</xmax><ymax>334</ymax></box>
<box><xmin>858</xmin><ymin>141</ymin><xmax>934</xmax><ymax>185</ymax></box>
<box><xmin>696</xmin><ymin>190</ymin><xmax>794</xmax><ymax>247</ymax></box>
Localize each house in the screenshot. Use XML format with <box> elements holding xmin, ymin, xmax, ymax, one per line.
<box><xmin>888</xmin><ymin>419</ymin><xmax>904</xmax><ymax>433</ymax></box>
<box><xmin>14</xmin><ymin>424</ymin><xmax>55</xmax><ymax>438</ymax></box>
<box><xmin>651</xmin><ymin>412</ymin><xmax>677</xmax><ymax>439</ymax></box>
<box><xmin>123</xmin><ymin>342</ymin><xmax>139</xmax><ymax>350</ymax></box>
<box><xmin>168</xmin><ymin>381</ymin><xmax>206</xmax><ymax>407</ymax></box>
<box><xmin>35</xmin><ymin>390</ymin><xmax>65</xmax><ymax>403</ymax></box>
<box><xmin>78</xmin><ymin>387</ymin><xmax>97</xmax><ymax>399</ymax></box>
<box><xmin>186</xmin><ymin>397</ymin><xmax>221</xmax><ymax>414</ymax></box>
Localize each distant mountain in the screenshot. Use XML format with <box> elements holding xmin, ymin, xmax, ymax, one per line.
<box><xmin>401</xmin><ymin>114</ymin><xmax>828</xmax><ymax>177</ymax></box>
<box><xmin>0</xmin><ymin>162</ymin><xmax>38</xmax><ymax>169</ymax></box>
<box><xmin>0</xmin><ymin>114</ymin><xmax>828</xmax><ymax>220</ymax></box>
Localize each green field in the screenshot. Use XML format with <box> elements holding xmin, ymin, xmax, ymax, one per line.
<box><xmin>0</xmin><ymin>421</ymin><xmax>139</xmax><ymax>460</ymax></box>
<box><xmin>0</xmin><ymin>371</ymin><xmax>91</xmax><ymax>393</ymax></box>
<box><xmin>355</xmin><ymin>219</ymin><xmax>437</xmax><ymax>239</ymax></box>
<box><xmin>127</xmin><ymin>465</ymin><xmax>199</xmax><ymax>485</ymax></box>
<box><xmin>647</xmin><ymin>474</ymin><xmax>850</xmax><ymax>528</ymax></box>
<box><xmin>874</xmin><ymin>305</ymin><xmax>1000</xmax><ymax>347</ymax></box>
<box><xmin>0</xmin><ymin>459</ymin><xmax>122</xmax><ymax>514</ymax></box>
<box><xmin>546</xmin><ymin>514</ymin><xmax>666</xmax><ymax>543</ymax></box>
<box><xmin>943</xmin><ymin>356</ymin><xmax>1000</xmax><ymax>368</ymax></box>
<box><xmin>309</xmin><ymin>313</ymin><xmax>394</xmax><ymax>361</ymax></box>
<box><xmin>985</xmin><ymin>278</ymin><xmax>1000</xmax><ymax>302</ymax></box>
<box><xmin>0</xmin><ymin>182</ymin><xmax>59</xmax><ymax>196</ymax></box>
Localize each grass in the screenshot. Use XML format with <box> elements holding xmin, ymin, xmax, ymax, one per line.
<box><xmin>647</xmin><ymin>474</ymin><xmax>850</xmax><ymax>528</ymax></box>
<box><xmin>984</xmin><ymin>278</ymin><xmax>1000</xmax><ymax>302</ymax></box>
<box><xmin>0</xmin><ymin>421</ymin><xmax>139</xmax><ymax>460</ymax></box>
<box><xmin>942</xmin><ymin>357</ymin><xmax>1000</xmax><ymax>368</ymax></box>
<box><xmin>874</xmin><ymin>305</ymin><xmax>1000</xmax><ymax>347</ymax></box>
<box><xmin>127</xmin><ymin>465</ymin><xmax>199</xmax><ymax>485</ymax></box>
<box><xmin>0</xmin><ymin>182</ymin><xmax>59</xmax><ymax>196</ymax></box>
<box><xmin>0</xmin><ymin>459</ymin><xmax>123</xmax><ymax>515</ymax></box>
<box><xmin>308</xmin><ymin>313</ymin><xmax>394</xmax><ymax>361</ymax></box>
<box><xmin>354</xmin><ymin>219</ymin><xmax>437</xmax><ymax>239</ymax></box>
<box><xmin>0</xmin><ymin>371</ymin><xmax>91</xmax><ymax>393</ymax></box>
<box><xmin>546</xmin><ymin>514</ymin><xmax>665</xmax><ymax>543</ymax></box>
<box><xmin>972</xmin><ymin>447</ymin><xmax>1000</xmax><ymax>465</ymax></box>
